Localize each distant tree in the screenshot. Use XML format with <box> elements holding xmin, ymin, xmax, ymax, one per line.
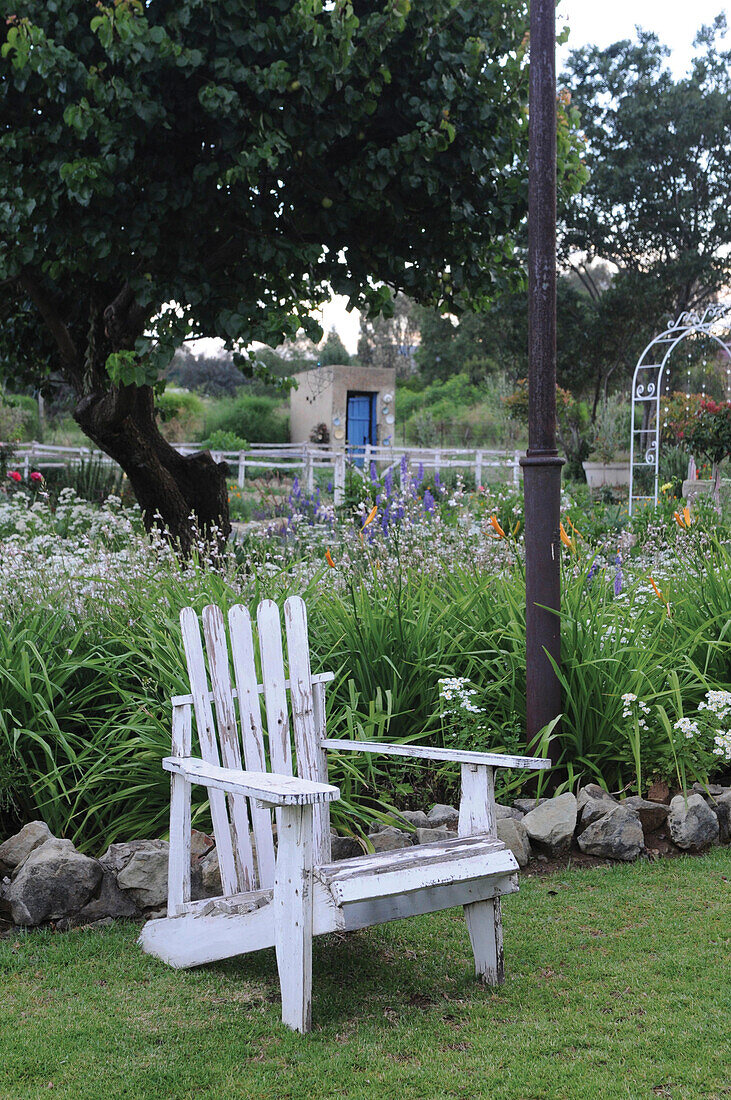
<box><xmin>167</xmin><ymin>347</ymin><xmax>245</xmax><ymax>397</ymax></box>
<box><xmin>0</xmin><ymin>0</ymin><xmax>584</xmax><ymax>549</ymax></box>
<box><xmin>357</xmin><ymin>292</ymin><xmax>421</xmax><ymax>376</ymax></box>
<box><xmin>317</xmin><ymin>328</ymin><xmax>350</xmax><ymax>366</ymax></box>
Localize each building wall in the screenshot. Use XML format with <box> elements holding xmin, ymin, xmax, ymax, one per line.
<box><xmin>289</xmin><ymin>366</ymin><xmax>333</xmax><ymax>444</ymax></box>
<box><xmin>289</xmin><ymin>364</ymin><xmax>396</xmax><ymax>446</ymax></box>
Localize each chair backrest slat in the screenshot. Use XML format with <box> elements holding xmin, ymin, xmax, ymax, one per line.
<box><xmin>201</xmin><ymin>605</ymin><xmax>255</xmax><ymax>892</ymax></box>
<box><xmin>284</xmin><ymin>596</ymin><xmax>331</xmax><ymax>864</ymax></box>
<box><xmin>179</xmin><ymin>607</ymin><xmax>238</xmax><ymax>896</ymax></box>
<box><xmin>228</xmin><ymin>604</ymin><xmax>277</xmax><ymax>888</ymax></box>
<box><xmin>256</xmin><ymin>600</ymin><xmax>293</xmax><ymax>778</ymax></box>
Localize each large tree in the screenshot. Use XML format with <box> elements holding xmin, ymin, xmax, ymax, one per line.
<box><xmin>560</xmin><ymin>18</ymin><xmax>731</xmax><ymax>320</ymax></box>
<box><xmin>0</xmin><ymin>0</ymin><xmax>584</xmax><ymax>549</ymax></box>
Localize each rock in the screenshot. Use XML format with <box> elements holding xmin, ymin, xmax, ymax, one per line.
<box><xmin>369</xmin><ymin>827</ymin><xmax>412</xmax><ymax>852</ymax></box>
<box><xmin>395</xmin><ymin>810</ymin><xmax>430</xmax><ymax>830</ymax></box>
<box><xmin>198</xmin><ymin>849</ymin><xmax>222</xmax><ymax>896</ymax></box>
<box><xmin>692</xmin><ymin>782</ymin><xmax>726</xmax><ymax>797</ymax></box>
<box><xmin>74</xmin><ymin>869</ymin><xmax>139</xmax><ymax>924</ymax></box>
<box><xmin>100</xmin><ymin>839</ymin><xmax>168</xmax><ymax>878</ymax></box>
<box><xmin>415</xmin><ymin>826</ymin><xmax>452</xmax><ymax>845</ymax></box>
<box><xmin>495</xmin><ymin>803</ymin><xmax>524</xmax><ymax>821</ymax></box>
<box><xmin>646</xmin><ymin>779</ymin><xmax>670</xmax><ymax>804</ymax></box>
<box><xmin>330</xmin><ymin>835</ymin><xmax>362</xmax><ymax>861</ymax></box>
<box><xmin>521</xmin><ymin>793</ymin><xmax>577</xmax><ymax>855</ymax></box>
<box><xmin>190</xmin><ymin>829</ymin><xmax>215</xmax><ymax>861</ymax></box>
<box><xmin>496</xmin><ymin>818</ymin><xmax>531</xmax><ymax>867</ymax></box>
<box><xmin>427</xmin><ymin>804</ymin><xmax>459</xmax><ymax>830</ymax></box>
<box><xmin>514</xmin><ymin>797</ymin><xmax>549</xmax><ymax>815</ymax></box>
<box><xmin>7</xmin><ymin>838</ymin><xmax>102</xmax><ymax>927</ymax></box>
<box><xmin>0</xmin><ymin>822</ymin><xmax>53</xmax><ymax>876</ymax></box>
<box><xmin>115</xmin><ymin>841</ymin><xmax>170</xmax><ymax>909</ymax></box>
<box><xmin>577</xmin><ymin>785</ymin><xmax>616</xmax><ymax>812</ymax></box>
<box><xmin>620</xmin><ymin>796</ymin><xmax>669</xmax><ymax>833</ymax></box>
<box><xmin>580</xmin><ymin>797</ymin><xmax>616</xmax><ymax>828</ymax></box>
<box><xmin>708</xmin><ymin>791</ymin><xmax>731</xmax><ymax>843</ymax></box>
<box><xmin>577</xmin><ymin>806</ymin><xmax>644</xmax><ymax>861</ymax></box>
<box><xmin>668</xmin><ymin>793</ymin><xmax>720</xmax><ymax>850</ymax></box>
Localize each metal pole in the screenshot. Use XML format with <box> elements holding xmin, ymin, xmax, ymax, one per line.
<box><xmin>520</xmin><ymin>0</ymin><xmax>563</xmax><ymax>760</ymax></box>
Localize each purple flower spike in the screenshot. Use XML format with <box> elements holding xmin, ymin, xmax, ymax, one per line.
<box><xmin>417</xmin><ymin>462</ymin><xmax>424</xmax><ymax>487</ymax></box>
<box><xmin>400</xmin><ymin>454</ymin><xmax>408</xmax><ymax>482</ymax></box>
<box><xmin>370</xmin><ymin>460</ymin><xmax>378</xmax><ymax>484</ymax></box>
<box><xmin>434</xmin><ymin>471</ymin><xmax>441</xmax><ymax>489</ymax></box>
<box><xmin>614</xmin><ymin>553</ymin><xmax>623</xmax><ymax>597</ymax></box>
<box><xmin>423</xmin><ymin>489</ymin><xmax>435</xmax><ymax>514</ymax></box>
<box><xmin>384</xmin><ymin>469</ymin><xmax>393</xmax><ymax>498</ymax></box>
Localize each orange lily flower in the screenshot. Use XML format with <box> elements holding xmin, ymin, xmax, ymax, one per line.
<box><xmin>361</xmin><ymin>505</ymin><xmax>378</xmax><ymax>530</ymax></box>
<box><xmin>488</xmin><ymin>514</ymin><xmax>506</xmax><ymax>538</ymax></box>
<box><xmin>674</xmin><ymin>505</ymin><xmax>693</xmax><ymax>529</ymax></box>
<box><xmin>559</xmin><ymin>523</ymin><xmax>576</xmax><ymax>552</ymax></box>
<box><xmin>649</xmin><ymin>576</ymin><xmax>671</xmax><ymax>617</ymax></box>
<box><xmin>325</xmin><ymin>549</ymin><xmax>335</xmax><ymax>568</ymax></box>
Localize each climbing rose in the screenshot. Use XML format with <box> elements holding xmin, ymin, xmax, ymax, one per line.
<box><xmin>7</xmin><ymin>470</ymin><xmax>21</xmax><ymax>482</ymax></box>
<box><xmin>30</xmin><ymin>471</ymin><xmax>43</xmax><ymax>482</ymax></box>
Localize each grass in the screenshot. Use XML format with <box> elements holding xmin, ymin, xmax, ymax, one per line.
<box><xmin>1</xmin><ymin>850</ymin><xmax>729</xmax><ymax>1100</ymax></box>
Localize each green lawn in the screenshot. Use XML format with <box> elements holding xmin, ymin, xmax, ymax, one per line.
<box><xmin>1</xmin><ymin>851</ymin><xmax>729</xmax><ymax>1100</ymax></box>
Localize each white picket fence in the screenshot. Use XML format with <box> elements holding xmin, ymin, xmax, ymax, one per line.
<box><xmin>4</xmin><ymin>440</ymin><xmax>522</xmax><ymax>505</ymax></box>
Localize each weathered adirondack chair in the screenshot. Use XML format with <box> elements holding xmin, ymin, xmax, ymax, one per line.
<box><xmin>139</xmin><ymin>597</ymin><xmax>551</xmax><ymax>1032</ymax></box>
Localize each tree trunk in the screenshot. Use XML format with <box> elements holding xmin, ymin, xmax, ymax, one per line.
<box><xmin>74</xmin><ymin>384</ymin><xmax>231</xmax><ymax>555</ymax></box>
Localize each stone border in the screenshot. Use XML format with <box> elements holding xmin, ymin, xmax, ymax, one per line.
<box><xmin>0</xmin><ymin>783</ymin><xmax>728</xmax><ymax>931</ymax></box>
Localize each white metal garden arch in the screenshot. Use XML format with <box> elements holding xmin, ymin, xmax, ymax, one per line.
<box><xmin>629</xmin><ymin>302</ymin><xmax>731</xmax><ymax>515</ymax></box>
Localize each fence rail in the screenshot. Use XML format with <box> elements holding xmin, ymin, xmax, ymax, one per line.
<box><xmin>3</xmin><ymin>440</ymin><xmax>522</xmax><ymax>505</ymax></box>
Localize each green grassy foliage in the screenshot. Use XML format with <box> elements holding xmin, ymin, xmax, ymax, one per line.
<box><xmin>396</xmin><ymin>373</ymin><xmax>526</xmax><ymax>451</ymax></box>
<box><xmin>0</xmin><ymin>851</ymin><xmax>728</xmax><ymax>1100</ymax></box>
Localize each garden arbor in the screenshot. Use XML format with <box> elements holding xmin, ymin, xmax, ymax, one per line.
<box><xmin>629</xmin><ymin>302</ymin><xmax>731</xmax><ymax>514</ymax></box>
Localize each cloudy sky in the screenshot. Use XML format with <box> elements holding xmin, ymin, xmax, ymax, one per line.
<box><xmin>323</xmin><ymin>2</ymin><xmax>729</xmax><ymax>351</ymax></box>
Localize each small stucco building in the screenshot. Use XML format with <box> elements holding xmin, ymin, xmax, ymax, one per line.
<box><xmin>289</xmin><ymin>364</ymin><xmax>396</xmax><ymax>451</ymax></box>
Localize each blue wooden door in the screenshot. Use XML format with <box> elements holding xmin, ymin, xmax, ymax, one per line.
<box><xmin>347</xmin><ymin>393</ymin><xmax>376</xmax><ymax>465</ymax></box>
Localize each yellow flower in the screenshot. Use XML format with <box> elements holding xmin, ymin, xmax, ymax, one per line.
<box><xmin>325</xmin><ymin>549</ymin><xmax>335</xmax><ymax>568</ymax></box>
<box><xmin>488</xmin><ymin>514</ymin><xmax>506</xmax><ymax>538</ymax></box>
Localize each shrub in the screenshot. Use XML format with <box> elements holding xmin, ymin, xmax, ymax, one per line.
<box><xmin>155</xmin><ymin>389</ymin><xmax>206</xmax><ymax>442</ymax></box>
<box><xmin>203</xmin><ymin>394</ymin><xmax>288</xmax><ymax>444</ymax></box>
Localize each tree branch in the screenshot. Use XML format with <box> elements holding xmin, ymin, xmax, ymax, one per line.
<box><xmin>18</xmin><ymin>272</ymin><xmax>82</xmax><ymax>385</ymax></box>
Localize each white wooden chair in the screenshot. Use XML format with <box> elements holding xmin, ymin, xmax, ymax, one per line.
<box><xmin>139</xmin><ymin>597</ymin><xmax>551</xmax><ymax>1032</ymax></box>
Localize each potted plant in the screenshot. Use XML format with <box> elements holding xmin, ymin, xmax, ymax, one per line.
<box><xmin>582</xmin><ymin>397</ymin><xmax>631</xmax><ymax>487</ymax></box>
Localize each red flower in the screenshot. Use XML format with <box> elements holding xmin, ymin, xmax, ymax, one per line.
<box><xmin>30</xmin><ymin>471</ymin><xmax>43</xmax><ymax>482</ymax></box>
<box><xmin>7</xmin><ymin>470</ymin><xmax>21</xmax><ymax>482</ymax></box>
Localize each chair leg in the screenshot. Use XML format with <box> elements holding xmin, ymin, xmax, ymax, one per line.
<box><xmin>167</xmin><ymin>773</ymin><xmax>191</xmax><ymax>917</ymax></box>
<box><xmin>463</xmin><ymin>897</ymin><xmax>505</xmax><ymax>986</ymax></box>
<box><xmin>274</xmin><ymin>804</ymin><xmax>314</xmax><ymax>1033</ymax></box>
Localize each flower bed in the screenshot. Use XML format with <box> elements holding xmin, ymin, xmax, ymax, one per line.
<box><xmin>0</xmin><ymin>476</ymin><xmax>729</xmax><ymax>850</ymax></box>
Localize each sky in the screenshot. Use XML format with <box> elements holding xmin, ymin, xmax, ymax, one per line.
<box><xmin>319</xmin><ymin>1</ymin><xmax>729</xmax><ymax>353</ymax></box>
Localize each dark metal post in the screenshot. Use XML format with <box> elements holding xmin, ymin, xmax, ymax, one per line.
<box><xmin>520</xmin><ymin>0</ymin><xmax>563</xmax><ymax>758</ymax></box>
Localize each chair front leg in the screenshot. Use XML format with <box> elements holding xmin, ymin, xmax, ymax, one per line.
<box><xmin>168</xmin><ymin>704</ymin><xmax>192</xmax><ymax>916</ymax></box>
<box><xmin>274</xmin><ymin>803</ymin><xmax>314</xmax><ymax>1033</ymax></box>
<box><xmin>459</xmin><ymin>763</ymin><xmax>505</xmax><ymax>985</ymax></box>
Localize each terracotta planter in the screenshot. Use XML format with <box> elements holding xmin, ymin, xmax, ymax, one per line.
<box><xmin>582</xmin><ymin>461</ymin><xmax>631</xmax><ymax>488</ymax></box>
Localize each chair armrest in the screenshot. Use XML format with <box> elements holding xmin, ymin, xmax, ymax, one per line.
<box><xmin>163</xmin><ymin>756</ymin><xmax>340</xmax><ymax>806</ymax></box>
<box><xmin>321</xmin><ymin>739</ymin><xmax>551</xmax><ymax>770</ymax></box>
